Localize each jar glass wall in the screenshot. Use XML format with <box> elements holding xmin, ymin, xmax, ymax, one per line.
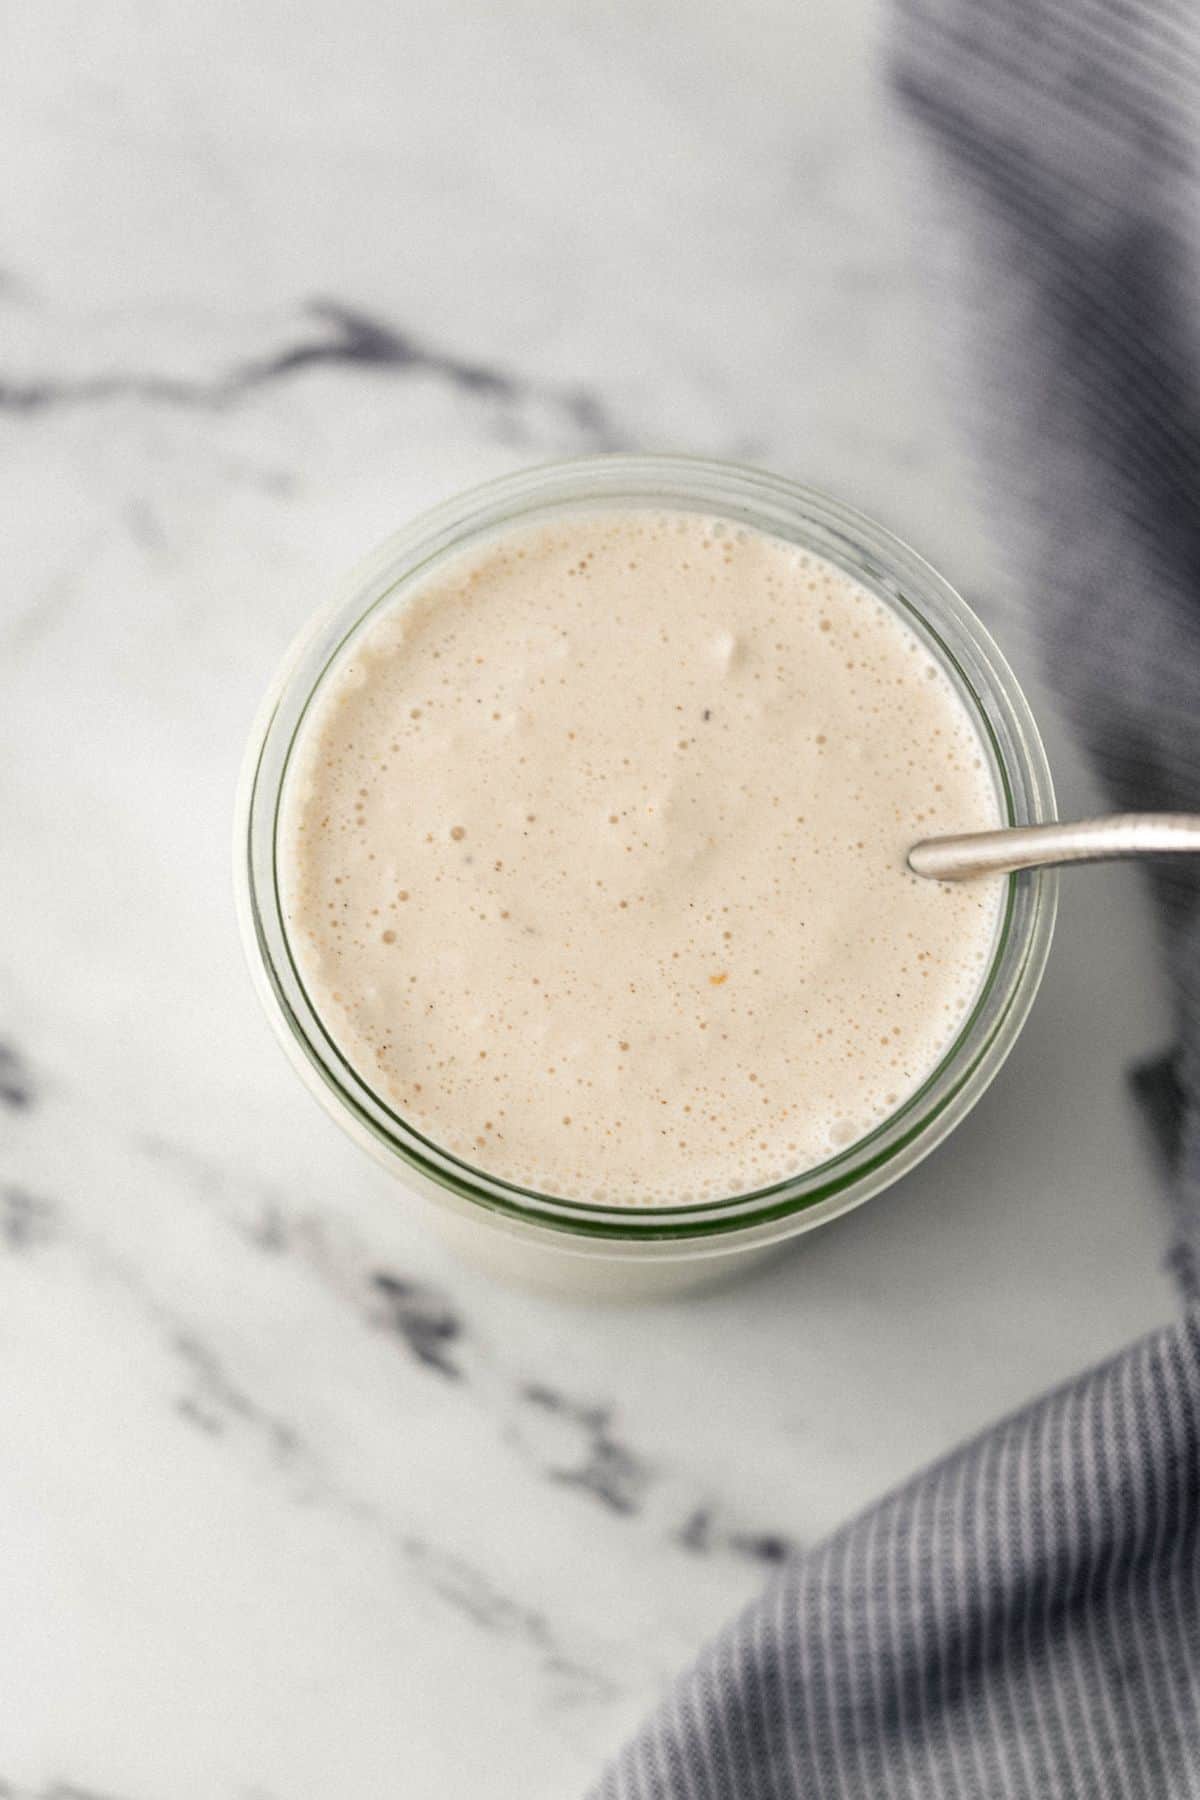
<box><xmin>235</xmin><ymin>456</ymin><xmax>1057</xmax><ymax>1298</ymax></box>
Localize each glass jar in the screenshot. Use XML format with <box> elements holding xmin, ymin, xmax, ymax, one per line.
<box><xmin>235</xmin><ymin>456</ymin><xmax>1056</xmax><ymax>1299</ymax></box>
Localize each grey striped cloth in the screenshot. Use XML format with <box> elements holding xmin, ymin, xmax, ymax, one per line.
<box><xmin>591</xmin><ymin>1</ymin><xmax>1200</xmax><ymax>1794</ymax></box>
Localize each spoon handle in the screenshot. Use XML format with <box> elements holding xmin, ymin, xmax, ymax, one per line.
<box><xmin>908</xmin><ymin>813</ymin><xmax>1200</xmax><ymax>882</ymax></box>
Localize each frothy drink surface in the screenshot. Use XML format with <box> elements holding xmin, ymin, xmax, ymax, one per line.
<box><xmin>281</xmin><ymin>512</ymin><xmax>1003</xmax><ymax>1204</ymax></box>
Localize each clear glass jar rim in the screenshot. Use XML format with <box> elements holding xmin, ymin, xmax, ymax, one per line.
<box><xmin>237</xmin><ymin>454</ymin><xmax>1057</xmax><ymax>1242</ymax></box>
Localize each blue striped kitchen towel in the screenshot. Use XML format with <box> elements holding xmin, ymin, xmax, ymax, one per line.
<box><xmin>591</xmin><ymin>1</ymin><xmax>1200</xmax><ymax>1793</ymax></box>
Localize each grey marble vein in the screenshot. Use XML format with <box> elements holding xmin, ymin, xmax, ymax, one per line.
<box><xmin>172</xmin><ymin>1332</ymin><xmax>302</xmax><ymax>1459</ymax></box>
<box><xmin>44</xmin><ymin>1210</ymin><xmax>620</xmax><ymax>1698</ymax></box>
<box><xmin>0</xmin><ymin>1041</ymin><xmax>35</xmax><ymax>1111</ymax></box>
<box><xmin>0</xmin><ymin>300</ymin><xmax>625</xmax><ymax>449</ymax></box>
<box><xmin>675</xmin><ymin>1506</ymin><xmax>798</xmax><ymax>1567</ymax></box>
<box><xmin>1130</xmin><ymin>1047</ymin><xmax>1188</xmax><ymax>1174</ymax></box>
<box><xmin>371</xmin><ymin>1270</ymin><xmax>466</xmax><ymax>1380</ymax></box>
<box><xmin>392</xmin><ymin>1531</ymin><xmax>617</xmax><ymax>1702</ymax></box>
<box><xmin>0</xmin><ymin>1186</ymin><xmax>56</xmax><ymax>1251</ymax></box>
<box><xmin>137</xmin><ymin>1132</ymin><xmax>802</xmax><ymax>1563</ymax></box>
<box><xmin>175</xmin><ymin>1319</ymin><xmax>611</xmax><ymax>1689</ymax></box>
<box><xmin>137</xmin><ymin>1133</ymin><xmax>296</xmax><ymax>1256</ymax></box>
<box><xmin>521</xmin><ymin>1382</ymin><xmax>654</xmax><ymax>1517</ymax></box>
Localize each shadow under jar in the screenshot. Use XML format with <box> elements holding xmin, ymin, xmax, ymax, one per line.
<box><xmin>235</xmin><ymin>455</ymin><xmax>1057</xmax><ymax>1300</ymax></box>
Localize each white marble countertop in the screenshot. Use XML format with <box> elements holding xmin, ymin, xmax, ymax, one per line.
<box><xmin>0</xmin><ymin>2</ymin><xmax>1177</xmax><ymax>1795</ymax></box>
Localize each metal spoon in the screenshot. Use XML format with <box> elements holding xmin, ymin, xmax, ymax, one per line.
<box><xmin>908</xmin><ymin>813</ymin><xmax>1200</xmax><ymax>882</ymax></box>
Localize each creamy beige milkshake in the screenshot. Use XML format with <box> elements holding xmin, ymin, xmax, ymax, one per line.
<box><xmin>279</xmin><ymin>510</ymin><xmax>1003</xmax><ymax>1206</ymax></box>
